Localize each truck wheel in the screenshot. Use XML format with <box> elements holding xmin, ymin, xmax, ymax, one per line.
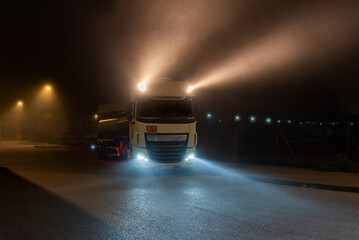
<box><xmin>126</xmin><ymin>147</ymin><xmax>131</xmax><ymax>160</ymax></box>
<box><xmin>119</xmin><ymin>147</ymin><xmax>131</xmax><ymax>161</ymax></box>
<box><xmin>96</xmin><ymin>146</ymin><xmax>102</xmax><ymax>159</ymax></box>
<box><xmin>101</xmin><ymin>148</ymin><xmax>109</xmax><ymax>160</ymax></box>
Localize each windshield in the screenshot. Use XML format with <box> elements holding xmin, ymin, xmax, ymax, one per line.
<box><xmin>137</xmin><ymin>97</ymin><xmax>195</xmax><ymax>122</ymax></box>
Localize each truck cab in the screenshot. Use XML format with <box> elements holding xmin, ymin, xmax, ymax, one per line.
<box><xmin>129</xmin><ymin>78</ymin><xmax>197</xmax><ymax>166</ymax></box>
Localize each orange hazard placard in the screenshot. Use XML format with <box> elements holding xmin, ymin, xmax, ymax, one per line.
<box><xmin>146</xmin><ymin>125</ymin><xmax>157</xmax><ymax>134</ymax></box>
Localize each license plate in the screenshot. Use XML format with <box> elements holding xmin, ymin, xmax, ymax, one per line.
<box><xmin>146</xmin><ymin>125</ymin><xmax>157</xmax><ymax>134</ymax></box>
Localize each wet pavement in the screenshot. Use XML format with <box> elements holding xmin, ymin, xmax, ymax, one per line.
<box><xmin>1</xmin><ymin>141</ymin><xmax>359</xmax><ymax>239</ymax></box>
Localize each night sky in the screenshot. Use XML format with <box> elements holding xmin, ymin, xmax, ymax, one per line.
<box><xmin>1</xmin><ymin>0</ymin><xmax>359</xmax><ymax>118</ymax></box>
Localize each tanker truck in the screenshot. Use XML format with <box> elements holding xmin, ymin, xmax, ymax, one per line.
<box><xmin>96</xmin><ymin>78</ymin><xmax>197</xmax><ymax>167</ymax></box>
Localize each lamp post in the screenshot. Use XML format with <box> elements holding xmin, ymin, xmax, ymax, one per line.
<box><xmin>44</xmin><ymin>84</ymin><xmax>53</xmax><ymax>143</ymax></box>
<box><xmin>234</xmin><ymin>115</ymin><xmax>240</xmax><ymax>161</ymax></box>
<box><xmin>15</xmin><ymin>100</ymin><xmax>24</xmax><ymax>139</ymax></box>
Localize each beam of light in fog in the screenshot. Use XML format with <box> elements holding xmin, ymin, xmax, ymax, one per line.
<box><xmin>191</xmin><ymin>3</ymin><xmax>359</xmax><ymax>90</ymax></box>
<box><xmin>133</xmin><ymin>0</ymin><xmax>233</xmax><ymax>84</ymax></box>
<box><xmin>194</xmin><ymin>157</ymin><xmax>247</xmax><ymax>180</ymax></box>
<box><xmin>110</xmin><ymin>0</ymin><xmax>238</xmax><ymax>86</ymax></box>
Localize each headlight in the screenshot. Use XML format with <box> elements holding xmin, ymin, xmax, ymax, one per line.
<box><xmin>186</xmin><ymin>153</ymin><xmax>195</xmax><ymax>161</ymax></box>
<box><xmin>136</xmin><ymin>153</ymin><xmax>148</xmax><ymax>161</ymax></box>
<box><xmin>187</xmin><ymin>85</ymin><xmax>194</xmax><ymax>93</ymax></box>
<box><xmin>137</xmin><ymin>82</ymin><xmax>146</xmax><ymax>92</ymax></box>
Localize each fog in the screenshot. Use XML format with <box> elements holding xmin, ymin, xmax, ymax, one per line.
<box><xmin>94</xmin><ymin>1</ymin><xmax>359</xmax><ymax>91</ymax></box>
<box><xmin>1</xmin><ymin>0</ymin><xmax>359</xmax><ymax>115</ymax></box>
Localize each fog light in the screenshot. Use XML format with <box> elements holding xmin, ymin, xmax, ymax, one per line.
<box><xmin>136</xmin><ymin>153</ymin><xmax>147</xmax><ymax>161</ymax></box>
<box><xmin>186</xmin><ymin>153</ymin><xmax>195</xmax><ymax>161</ymax></box>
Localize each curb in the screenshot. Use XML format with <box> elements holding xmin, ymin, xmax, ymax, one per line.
<box><xmin>34</xmin><ymin>145</ymin><xmax>61</xmax><ymax>148</ymax></box>
<box><xmin>34</xmin><ymin>144</ymin><xmax>69</xmax><ymax>149</ymax></box>
<box><xmin>246</xmin><ymin>176</ymin><xmax>359</xmax><ymax>194</ymax></box>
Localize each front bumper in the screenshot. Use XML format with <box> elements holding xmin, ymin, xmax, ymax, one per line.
<box><xmin>132</xmin><ymin>146</ymin><xmax>196</xmax><ymax>167</ymax></box>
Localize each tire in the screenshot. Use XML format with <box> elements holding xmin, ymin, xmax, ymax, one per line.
<box><xmin>120</xmin><ymin>145</ymin><xmax>131</xmax><ymax>161</ymax></box>
<box><xmin>101</xmin><ymin>147</ymin><xmax>109</xmax><ymax>160</ymax></box>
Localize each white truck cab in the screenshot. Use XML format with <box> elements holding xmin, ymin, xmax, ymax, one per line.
<box><xmin>129</xmin><ymin>78</ymin><xmax>197</xmax><ymax>166</ymax></box>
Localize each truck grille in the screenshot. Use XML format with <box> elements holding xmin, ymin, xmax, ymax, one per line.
<box><xmin>146</xmin><ymin>134</ymin><xmax>187</xmax><ymax>163</ymax></box>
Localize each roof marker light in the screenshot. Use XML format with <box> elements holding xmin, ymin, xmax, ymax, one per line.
<box><xmin>137</xmin><ymin>82</ymin><xmax>146</xmax><ymax>92</ymax></box>
<box><xmin>187</xmin><ymin>85</ymin><xmax>194</xmax><ymax>93</ymax></box>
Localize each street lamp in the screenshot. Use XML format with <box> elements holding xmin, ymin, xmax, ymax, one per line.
<box><xmin>17</xmin><ymin>101</ymin><xmax>23</xmax><ymax>107</ymax></box>
<box><xmin>265</xmin><ymin>117</ymin><xmax>272</xmax><ymax>124</ymax></box>
<box><xmin>234</xmin><ymin>115</ymin><xmax>240</xmax><ymax>122</ymax></box>
<box><xmin>249</xmin><ymin>115</ymin><xmax>256</xmax><ymax>123</ymax></box>
<box><xmin>44</xmin><ymin>85</ymin><xmax>51</xmax><ymax>91</ymax></box>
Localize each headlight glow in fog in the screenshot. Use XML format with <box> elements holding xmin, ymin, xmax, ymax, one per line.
<box><xmin>186</xmin><ymin>85</ymin><xmax>194</xmax><ymax>93</ymax></box>
<box><xmin>137</xmin><ymin>82</ymin><xmax>146</xmax><ymax>92</ymax></box>
<box><xmin>136</xmin><ymin>153</ymin><xmax>148</xmax><ymax>161</ymax></box>
<box><xmin>186</xmin><ymin>153</ymin><xmax>195</xmax><ymax>161</ymax></box>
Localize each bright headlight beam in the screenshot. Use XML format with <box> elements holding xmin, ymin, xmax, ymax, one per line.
<box><xmin>136</xmin><ymin>153</ymin><xmax>147</xmax><ymax>162</ymax></box>
<box><xmin>190</xmin><ymin>4</ymin><xmax>357</xmax><ymax>91</ymax></box>
<box><xmin>137</xmin><ymin>82</ymin><xmax>146</xmax><ymax>92</ymax></box>
<box><xmin>186</xmin><ymin>85</ymin><xmax>194</xmax><ymax>93</ymax></box>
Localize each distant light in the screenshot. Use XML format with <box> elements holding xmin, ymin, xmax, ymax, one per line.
<box><xmin>94</xmin><ymin>114</ymin><xmax>98</xmax><ymax>120</ymax></box>
<box><xmin>44</xmin><ymin>85</ymin><xmax>52</xmax><ymax>91</ymax></box>
<box><xmin>332</xmin><ymin>122</ymin><xmax>335</xmax><ymax>126</ymax></box>
<box><xmin>320</xmin><ymin>122</ymin><xmax>323</xmax><ymax>126</ymax></box>
<box><xmin>17</xmin><ymin>101</ymin><xmax>23</xmax><ymax>106</ymax></box>
<box><xmin>90</xmin><ymin>144</ymin><xmax>96</xmax><ymax>150</ymax></box>
<box><xmin>137</xmin><ymin>82</ymin><xmax>146</xmax><ymax>92</ymax></box>
<box><xmin>187</xmin><ymin>85</ymin><xmax>194</xmax><ymax>93</ymax></box>
<box><xmin>234</xmin><ymin>115</ymin><xmax>240</xmax><ymax>122</ymax></box>
<box><xmin>277</xmin><ymin>120</ymin><xmax>281</xmax><ymax>123</ymax></box>
<box><xmin>249</xmin><ymin>115</ymin><xmax>256</xmax><ymax>123</ymax></box>
<box><xmin>265</xmin><ymin>117</ymin><xmax>272</xmax><ymax>124</ymax></box>
<box><xmin>350</xmin><ymin>122</ymin><xmax>354</xmax><ymax>126</ymax></box>
<box><xmin>207</xmin><ymin>113</ymin><xmax>212</xmax><ymax>119</ymax></box>
<box><xmin>287</xmin><ymin>120</ymin><xmax>292</xmax><ymax>124</ymax></box>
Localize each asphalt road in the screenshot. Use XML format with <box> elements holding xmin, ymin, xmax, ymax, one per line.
<box><xmin>0</xmin><ymin>141</ymin><xmax>359</xmax><ymax>240</ymax></box>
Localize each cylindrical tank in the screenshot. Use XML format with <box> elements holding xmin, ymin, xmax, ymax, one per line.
<box><xmin>97</xmin><ymin>117</ymin><xmax>129</xmax><ymax>139</ymax></box>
